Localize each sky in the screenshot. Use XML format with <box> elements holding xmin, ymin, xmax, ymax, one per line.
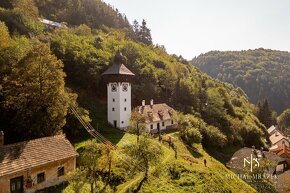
<box><xmin>103</xmin><ymin>0</ymin><xmax>290</xmax><ymax>59</ymax></box>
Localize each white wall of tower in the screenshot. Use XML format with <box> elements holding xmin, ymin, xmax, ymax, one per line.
<box><xmin>107</xmin><ymin>82</ymin><xmax>131</xmax><ymax>129</ymax></box>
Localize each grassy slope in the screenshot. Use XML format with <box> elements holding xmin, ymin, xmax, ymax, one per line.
<box><xmin>66</xmin><ymin>96</ymin><xmax>256</xmax><ymax>193</ymax></box>
<box><xmin>115</xmin><ymin>133</ymin><xmax>256</xmax><ymax>193</ymax></box>
<box><xmin>73</xmin><ymin>132</ymin><xmax>256</xmax><ymax>192</ymax></box>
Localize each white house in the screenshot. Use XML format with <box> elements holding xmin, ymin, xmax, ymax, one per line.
<box><xmin>269</xmin><ymin>130</ymin><xmax>290</xmax><ymax>149</ymax></box>
<box><xmin>135</xmin><ymin>100</ymin><xmax>176</xmax><ymax>133</ymax></box>
<box><xmin>102</xmin><ymin>51</ymin><xmax>135</xmax><ymax>129</ymax></box>
<box><xmin>267</xmin><ymin>125</ymin><xmax>277</xmax><ymax>136</ymax></box>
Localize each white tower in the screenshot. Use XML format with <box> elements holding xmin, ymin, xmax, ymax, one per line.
<box><xmin>102</xmin><ymin>52</ymin><xmax>135</xmax><ymax>129</ymax></box>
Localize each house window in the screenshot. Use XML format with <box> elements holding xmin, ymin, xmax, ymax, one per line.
<box><xmin>150</xmin><ymin>124</ymin><xmax>153</xmax><ymax>130</ymax></box>
<box><xmin>37</xmin><ymin>172</ymin><xmax>45</xmax><ymax>184</ymax></box>
<box><xmin>124</xmin><ymin>107</ymin><xmax>127</xmax><ymax>111</ymax></box>
<box><xmin>58</xmin><ymin>166</ymin><xmax>65</xmax><ymax>177</ymax></box>
<box><xmin>162</xmin><ymin>122</ymin><xmax>165</xmax><ymax>127</ymax></box>
<box><xmin>113</xmin><ymin>98</ymin><xmax>115</xmax><ymax>102</ymax></box>
<box><xmin>112</xmin><ymin>108</ymin><xmax>115</xmax><ymax>111</ymax></box>
<box><xmin>171</xmin><ymin>120</ymin><xmax>174</xmax><ymax>124</ymax></box>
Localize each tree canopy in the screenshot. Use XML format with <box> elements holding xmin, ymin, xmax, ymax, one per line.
<box><xmin>192</xmin><ymin>49</ymin><xmax>290</xmax><ymax>114</ymax></box>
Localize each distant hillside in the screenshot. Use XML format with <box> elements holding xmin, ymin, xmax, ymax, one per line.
<box><xmin>191</xmin><ymin>49</ymin><xmax>290</xmax><ymax>114</ymax></box>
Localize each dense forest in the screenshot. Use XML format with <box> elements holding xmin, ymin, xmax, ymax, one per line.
<box><xmin>0</xmin><ymin>1</ymin><xmax>280</xmax><ymax>192</ymax></box>
<box><xmin>191</xmin><ymin>49</ymin><xmax>290</xmax><ymax>114</ymax></box>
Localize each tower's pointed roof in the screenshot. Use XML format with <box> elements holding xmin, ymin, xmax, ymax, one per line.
<box><xmin>102</xmin><ymin>51</ymin><xmax>135</xmax><ymax>76</ymax></box>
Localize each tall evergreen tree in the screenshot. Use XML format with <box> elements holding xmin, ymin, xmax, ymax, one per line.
<box><xmin>138</xmin><ymin>19</ymin><xmax>152</xmax><ymax>45</ymax></box>
<box><xmin>256</xmin><ymin>99</ymin><xmax>276</xmax><ymax>128</ymax></box>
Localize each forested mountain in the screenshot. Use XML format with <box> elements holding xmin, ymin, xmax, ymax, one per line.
<box><xmin>0</xmin><ymin>0</ymin><xmax>268</xmax><ymax>150</ymax></box>
<box><xmin>0</xmin><ymin>1</ymin><xmax>278</xmax><ymax>192</ymax></box>
<box><xmin>191</xmin><ymin>49</ymin><xmax>290</xmax><ymax>114</ymax></box>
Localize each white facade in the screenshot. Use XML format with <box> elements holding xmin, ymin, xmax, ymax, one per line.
<box><xmin>146</xmin><ymin>119</ymin><xmax>176</xmax><ymax>133</ymax></box>
<box><xmin>274</xmin><ymin>138</ymin><xmax>290</xmax><ymax>147</ymax></box>
<box><xmin>107</xmin><ymin>82</ymin><xmax>132</xmax><ymax>129</ymax></box>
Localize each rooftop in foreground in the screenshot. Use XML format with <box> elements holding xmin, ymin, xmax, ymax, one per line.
<box><xmin>0</xmin><ymin>135</ymin><xmax>78</xmax><ymax>176</ymax></box>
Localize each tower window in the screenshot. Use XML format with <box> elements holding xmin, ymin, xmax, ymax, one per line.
<box><xmin>113</xmin><ymin>98</ymin><xmax>115</xmax><ymax>102</ymax></box>
<box><xmin>121</xmin><ymin>121</ymin><xmax>124</xmax><ymax>124</ymax></box>
<box><xmin>150</xmin><ymin>124</ymin><xmax>153</xmax><ymax>130</ymax></box>
<box><xmin>112</xmin><ymin>108</ymin><xmax>115</xmax><ymax>111</ymax></box>
<box><xmin>124</xmin><ymin>98</ymin><xmax>127</xmax><ymax>102</ymax></box>
<box><xmin>111</xmin><ymin>83</ymin><xmax>117</xmax><ymax>92</ymax></box>
<box><xmin>122</xmin><ymin>83</ymin><xmax>128</xmax><ymax>92</ymax></box>
<box><xmin>124</xmin><ymin>107</ymin><xmax>127</xmax><ymax>111</ymax></box>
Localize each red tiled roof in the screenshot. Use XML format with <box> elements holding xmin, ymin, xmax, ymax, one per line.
<box><xmin>136</xmin><ymin>103</ymin><xmax>176</xmax><ymax>123</ymax></box>
<box><xmin>270</xmin><ymin>145</ymin><xmax>290</xmax><ymax>159</ymax></box>
<box><xmin>0</xmin><ymin>135</ymin><xmax>78</xmax><ymax>176</ymax></box>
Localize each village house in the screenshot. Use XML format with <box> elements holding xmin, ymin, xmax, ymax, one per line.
<box><xmin>39</xmin><ymin>18</ymin><xmax>68</xmax><ymax>30</ymax></box>
<box><xmin>226</xmin><ymin>147</ymin><xmax>287</xmax><ymax>175</ymax></box>
<box><xmin>0</xmin><ymin>133</ymin><xmax>78</xmax><ymax>193</ymax></box>
<box><xmin>267</xmin><ymin>125</ymin><xmax>277</xmax><ymax>136</ymax></box>
<box><xmin>227</xmin><ymin>147</ymin><xmax>290</xmax><ymax>192</ymax></box>
<box><xmin>102</xmin><ymin>51</ymin><xmax>176</xmax><ymax>132</ymax></box>
<box><xmin>269</xmin><ymin>130</ymin><xmax>290</xmax><ymax>150</ymax></box>
<box><xmin>270</xmin><ymin>144</ymin><xmax>290</xmax><ymax>166</ymax></box>
<box><xmin>135</xmin><ymin>100</ymin><xmax>176</xmax><ymax>133</ymax></box>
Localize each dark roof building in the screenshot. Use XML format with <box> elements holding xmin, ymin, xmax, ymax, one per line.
<box><xmin>226</xmin><ymin>147</ymin><xmax>286</xmax><ymax>175</ymax></box>
<box><xmin>102</xmin><ymin>51</ymin><xmax>135</xmax><ymax>77</ymax></box>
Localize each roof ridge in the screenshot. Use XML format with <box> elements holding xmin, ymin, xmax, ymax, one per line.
<box><xmin>0</xmin><ymin>134</ymin><xmax>65</xmax><ymax>149</ymax></box>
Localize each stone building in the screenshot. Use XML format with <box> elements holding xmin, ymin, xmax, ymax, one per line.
<box><xmin>0</xmin><ymin>134</ymin><xmax>78</xmax><ymax>193</ymax></box>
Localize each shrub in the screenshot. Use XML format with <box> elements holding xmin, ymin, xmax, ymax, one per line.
<box><xmin>199</xmin><ymin>125</ymin><xmax>227</xmax><ymax>148</ymax></box>
<box><xmin>181</xmin><ymin>128</ymin><xmax>202</xmax><ymax>146</ymax></box>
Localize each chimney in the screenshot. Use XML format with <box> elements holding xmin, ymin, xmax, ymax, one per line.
<box><xmin>150</xmin><ymin>99</ymin><xmax>154</xmax><ymax>106</ymax></box>
<box><xmin>275</xmin><ymin>131</ymin><xmax>279</xmax><ymax>136</ymax></box>
<box><xmin>0</xmin><ymin>131</ymin><xmax>4</xmax><ymax>146</ymax></box>
<box><xmin>142</xmin><ymin>100</ymin><xmax>145</xmax><ymax>107</ymax></box>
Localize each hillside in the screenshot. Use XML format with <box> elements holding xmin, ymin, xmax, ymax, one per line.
<box><xmin>65</xmin><ymin>132</ymin><xmax>257</xmax><ymax>193</ymax></box>
<box><xmin>0</xmin><ymin>1</ymin><xmax>274</xmax><ymax>192</ymax></box>
<box><xmin>191</xmin><ymin>49</ymin><xmax>290</xmax><ymax>114</ymax></box>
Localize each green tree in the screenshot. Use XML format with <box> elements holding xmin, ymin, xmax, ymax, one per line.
<box><xmin>256</xmin><ymin>99</ymin><xmax>276</xmax><ymax>128</ymax></box>
<box><xmin>122</xmin><ymin>135</ymin><xmax>163</xmax><ymax>192</ymax></box>
<box><xmin>127</xmin><ymin>111</ymin><xmax>147</xmax><ymax>143</ymax></box>
<box><xmin>277</xmin><ymin>108</ymin><xmax>290</xmax><ymax>135</ymax></box>
<box><xmin>134</xmin><ymin>19</ymin><xmax>152</xmax><ymax>45</ymax></box>
<box><xmin>3</xmin><ymin>42</ymin><xmax>75</xmax><ymax>140</ymax></box>
<box><xmin>69</xmin><ymin>140</ymin><xmax>104</xmax><ymax>193</ymax></box>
